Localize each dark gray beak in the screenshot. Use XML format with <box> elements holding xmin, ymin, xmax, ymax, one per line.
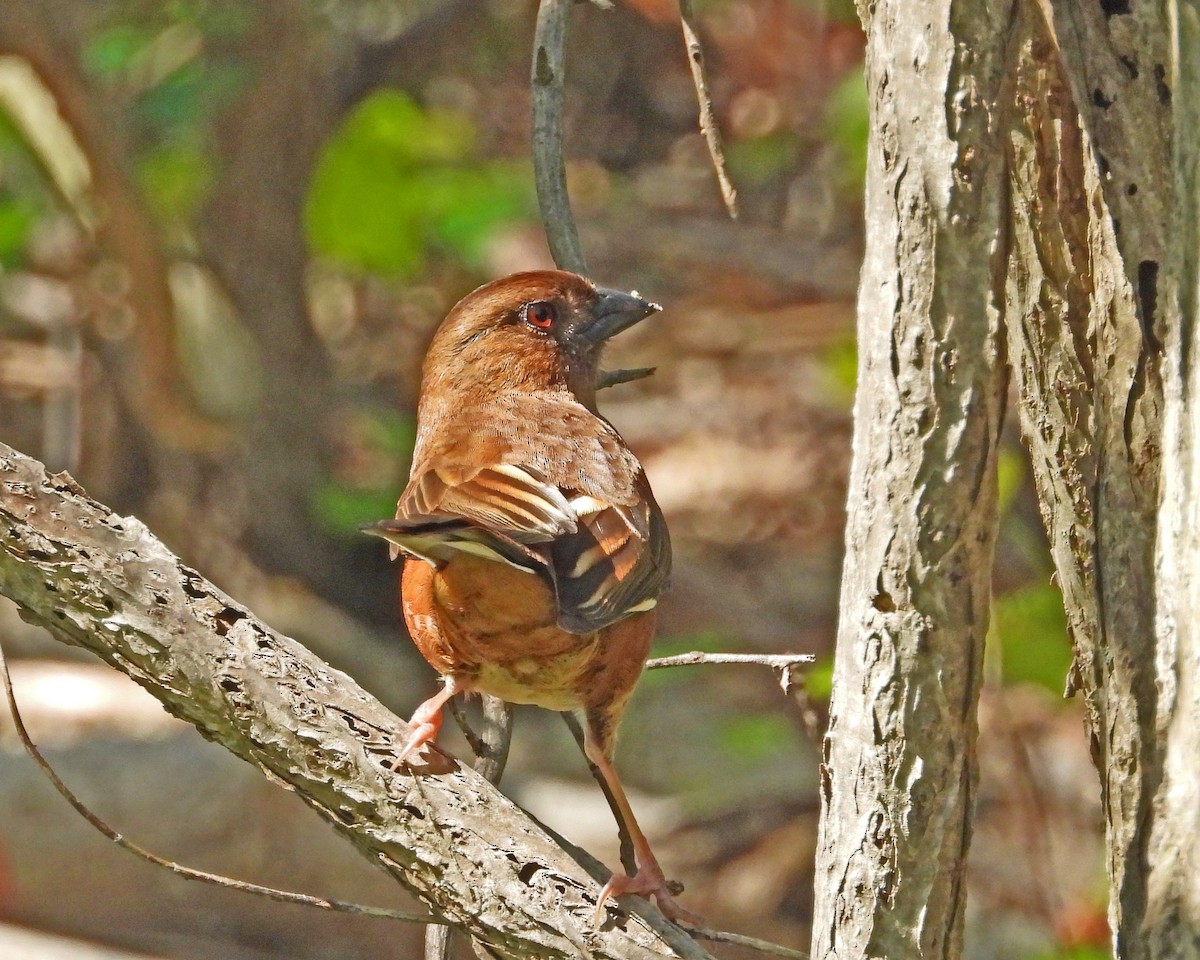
<box><xmin>578</xmin><ymin>287</ymin><xmax>661</xmax><ymax>345</ymax></box>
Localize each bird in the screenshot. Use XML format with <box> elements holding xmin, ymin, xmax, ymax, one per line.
<box><xmin>362</xmin><ymin>269</ymin><xmax>694</xmax><ymax>924</ymax></box>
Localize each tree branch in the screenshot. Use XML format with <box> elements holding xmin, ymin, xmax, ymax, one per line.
<box><xmin>677</xmin><ymin>0</ymin><xmax>738</xmax><ymax>219</ymax></box>
<box><xmin>531</xmin><ymin>0</ymin><xmax>587</xmax><ymax>276</ymax></box>
<box><xmin>0</xmin><ymin>441</ymin><xmax>713</xmax><ymax>960</ymax></box>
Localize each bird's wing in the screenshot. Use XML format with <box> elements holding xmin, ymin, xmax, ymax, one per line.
<box><xmin>363</xmin><ymin>460</ymin><xmax>576</xmax><ymax>570</ymax></box>
<box><xmin>374</xmin><ymin>396</ymin><xmax>670</xmax><ymax>632</ymax></box>
<box><xmin>401</xmin><ymin>461</ymin><xmax>578</xmax><ymax>541</ymax></box>
<box><xmin>548</xmin><ymin>475</ymin><xmax>672</xmax><ymax>633</ymax></box>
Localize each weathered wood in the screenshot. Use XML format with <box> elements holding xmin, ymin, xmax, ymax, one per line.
<box><xmin>0</xmin><ymin>441</ymin><xmax>713</xmax><ymax>960</ymax></box>
<box><xmin>809</xmin><ymin>2</ymin><xmax>1011</xmax><ymax>957</ymax></box>
<box><xmin>1002</xmin><ymin>3</ymin><xmax>1199</xmax><ymax>957</ymax></box>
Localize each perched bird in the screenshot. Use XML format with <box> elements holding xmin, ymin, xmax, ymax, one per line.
<box><xmin>364</xmin><ymin>270</ymin><xmax>692</xmax><ymax>922</ymax></box>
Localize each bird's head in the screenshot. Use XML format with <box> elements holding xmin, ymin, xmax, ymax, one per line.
<box><xmin>421</xmin><ymin>270</ymin><xmax>661</xmax><ymax>409</ymax></box>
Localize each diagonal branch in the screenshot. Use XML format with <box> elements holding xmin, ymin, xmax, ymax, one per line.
<box><xmin>0</xmin><ymin>441</ymin><xmax>713</xmax><ymax>960</ymax></box>
<box><xmin>677</xmin><ymin>0</ymin><xmax>738</xmax><ymax>219</ymax></box>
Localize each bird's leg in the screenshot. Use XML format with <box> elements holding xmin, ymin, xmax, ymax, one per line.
<box><xmin>398</xmin><ymin>675</ymin><xmax>463</xmax><ymax>762</ymax></box>
<box><xmin>582</xmin><ymin>725</ymin><xmax>701</xmax><ymax>927</ymax></box>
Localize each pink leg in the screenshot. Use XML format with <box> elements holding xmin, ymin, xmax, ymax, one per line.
<box><xmin>398</xmin><ymin>676</ymin><xmax>462</xmax><ymax>762</ymax></box>
<box><xmin>583</xmin><ymin>728</ymin><xmax>701</xmax><ymax>926</ymax></box>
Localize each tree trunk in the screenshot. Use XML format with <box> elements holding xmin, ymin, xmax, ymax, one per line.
<box><xmin>1004</xmin><ymin>3</ymin><xmax>1199</xmax><ymax>958</ymax></box>
<box><xmin>809</xmin><ymin>2</ymin><xmax>1010</xmax><ymax>958</ymax></box>
<box><xmin>814</xmin><ymin>2</ymin><xmax>1200</xmax><ymax>958</ymax></box>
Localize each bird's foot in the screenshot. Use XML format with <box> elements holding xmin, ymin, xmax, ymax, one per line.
<box><xmin>397</xmin><ymin>698</ymin><xmax>446</xmax><ymax>762</ymax></box>
<box><xmin>594</xmin><ymin>864</ymin><xmax>702</xmax><ymax>928</ymax></box>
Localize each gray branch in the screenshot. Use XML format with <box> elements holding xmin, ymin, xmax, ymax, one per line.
<box><xmin>531</xmin><ymin>0</ymin><xmax>587</xmax><ymax>275</ymax></box>
<box><xmin>0</xmin><ymin>442</ymin><xmax>713</xmax><ymax>960</ymax></box>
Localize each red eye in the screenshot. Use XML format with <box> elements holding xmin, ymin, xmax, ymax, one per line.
<box><xmin>524</xmin><ymin>301</ymin><xmax>556</xmax><ymax>329</ymax></box>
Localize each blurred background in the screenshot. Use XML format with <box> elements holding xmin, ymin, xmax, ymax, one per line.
<box><xmin>0</xmin><ymin>2</ymin><xmax>1105</xmax><ymax>958</ymax></box>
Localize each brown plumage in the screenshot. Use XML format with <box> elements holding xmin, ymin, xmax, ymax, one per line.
<box><xmin>364</xmin><ymin>270</ymin><xmax>692</xmax><ymax>922</ymax></box>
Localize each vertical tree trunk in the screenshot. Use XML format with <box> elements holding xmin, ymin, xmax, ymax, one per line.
<box><xmin>809</xmin><ymin>2</ymin><xmax>1010</xmax><ymax>958</ymax></box>
<box><xmin>1146</xmin><ymin>7</ymin><xmax>1200</xmax><ymax>953</ymax></box>
<box><xmin>816</xmin><ymin>2</ymin><xmax>1200</xmax><ymax>958</ymax></box>
<box><xmin>1003</xmin><ymin>4</ymin><xmax>1199</xmax><ymax>956</ymax></box>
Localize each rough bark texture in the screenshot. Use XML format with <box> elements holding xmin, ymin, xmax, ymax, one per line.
<box><xmin>1002</xmin><ymin>3</ymin><xmax>1198</xmax><ymax>957</ymax></box>
<box><xmin>809</xmin><ymin>2</ymin><xmax>1010</xmax><ymax>958</ymax></box>
<box><xmin>0</xmin><ymin>442</ymin><xmax>714</xmax><ymax>960</ymax></box>
<box><xmin>1148</xmin><ymin>7</ymin><xmax>1200</xmax><ymax>954</ymax></box>
<box><xmin>813</xmin><ymin>2</ymin><xmax>1200</xmax><ymax>956</ymax></box>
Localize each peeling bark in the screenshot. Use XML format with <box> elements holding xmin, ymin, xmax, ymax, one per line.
<box><xmin>0</xmin><ymin>442</ymin><xmax>713</xmax><ymax>960</ymax></box>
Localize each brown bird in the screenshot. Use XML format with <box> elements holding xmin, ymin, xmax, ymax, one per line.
<box><xmin>364</xmin><ymin>269</ymin><xmax>693</xmax><ymax>923</ymax></box>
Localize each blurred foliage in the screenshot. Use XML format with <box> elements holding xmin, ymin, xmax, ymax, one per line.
<box><xmin>0</xmin><ymin>114</ymin><xmax>51</xmax><ymax>268</ymax></box>
<box><xmin>821</xmin><ymin>332</ymin><xmax>858</xmax><ymax>404</ymax></box>
<box><xmin>83</xmin><ymin>13</ymin><xmax>246</xmax><ymax>226</ymax></box>
<box><xmin>996</xmin><ymin>447</ymin><xmax>1024</xmax><ymax>514</ymax></box>
<box><xmin>1029</xmin><ymin>948</ymin><xmax>1109</xmax><ymax>960</ymax></box>
<box><xmin>727</xmin><ymin>131</ymin><xmax>802</xmax><ymax>187</ymax></box>
<box><xmin>824</xmin><ymin>67</ymin><xmax>869</xmax><ymax>197</ymax></box>
<box><xmin>305</xmin><ymin>90</ymin><xmax>532</xmax><ymax>277</ymax></box>
<box><xmin>640</xmin><ymin>629</ymin><xmax>736</xmax><ymax>693</ymax></box>
<box><xmin>990</xmin><ymin>582</ymin><xmax>1072</xmax><ymax>695</ymax></box>
<box><xmin>312</xmin><ymin>407</ymin><xmax>417</xmax><ymax>535</ymax></box>
<box><xmin>804</xmin><ymin>653</ymin><xmax>834</xmax><ymax>701</ymax></box>
<box><xmin>718</xmin><ymin>711</ymin><xmax>799</xmax><ymax>762</ymax></box>
<box><xmin>137</xmin><ymin>142</ymin><xmax>212</xmax><ymax>223</ymax></box>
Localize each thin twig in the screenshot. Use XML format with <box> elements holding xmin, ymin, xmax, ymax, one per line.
<box><xmin>681</xmin><ymin>924</ymin><xmax>809</xmax><ymax>960</ymax></box>
<box><xmin>645</xmin><ymin>651</ymin><xmax>814</xmax><ymax>697</ymax></box>
<box><xmin>597</xmin><ymin>366</ymin><xmax>656</xmax><ymax>390</ymax></box>
<box><xmin>678</xmin><ymin>0</ymin><xmax>738</xmax><ymax>219</ymax></box>
<box><xmin>0</xmin><ymin>639</ymin><xmax>434</xmax><ymax>926</ymax></box>
<box><xmin>645</xmin><ymin>652</ymin><xmax>815</xmax><ymax>670</ymax></box>
<box><xmin>531</xmin><ymin>0</ymin><xmax>587</xmax><ymax>274</ymax></box>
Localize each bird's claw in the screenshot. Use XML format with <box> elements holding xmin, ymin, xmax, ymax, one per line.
<box><xmin>592</xmin><ymin>866</ymin><xmax>703</xmax><ymax>928</ymax></box>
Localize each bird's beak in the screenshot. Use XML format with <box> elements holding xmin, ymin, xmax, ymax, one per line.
<box><xmin>579</xmin><ymin>288</ymin><xmax>662</xmax><ymax>345</ymax></box>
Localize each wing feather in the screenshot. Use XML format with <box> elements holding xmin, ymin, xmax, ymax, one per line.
<box><xmin>380</xmin><ymin>395</ymin><xmax>670</xmax><ymax>632</ymax></box>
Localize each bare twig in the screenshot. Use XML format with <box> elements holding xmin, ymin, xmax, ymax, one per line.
<box><xmin>531</xmin><ymin>0</ymin><xmax>587</xmax><ymax>274</ymax></box>
<box><xmin>678</xmin><ymin>0</ymin><xmax>738</xmax><ymax>219</ymax></box>
<box><xmin>645</xmin><ymin>651</ymin><xmax>815</xmax><ymax>696</ymax></box>
<box><xmin>597</xmin><ymin>366</ymin><xmax>656</xmax><ymax>390</ymax></box>
<box><xmin>0</xmin><ymin>637</ymin><xmax>435</xmax><ymax>926</ymax></box>
<box><xmin>682</xmin><ymin>925</ymin><xmax>809</xmax><ymax>960</ymax></box>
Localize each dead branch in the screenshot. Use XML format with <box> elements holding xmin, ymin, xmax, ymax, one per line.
<box><xmin>677</xmin><ymin>0</ymin><xmax>738</xmax><ymax>219</ymax></box>
<box><xmin>0</xmin><ymin>441</ymin><xmax>713</xmax><ymax>960</ymax></box>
